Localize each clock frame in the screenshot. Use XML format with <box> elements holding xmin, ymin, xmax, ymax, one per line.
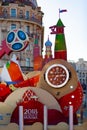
<box><xmin>45</xmin><ymin>64</ymin><xmax>69</xmax><ymax>88</ymax></box>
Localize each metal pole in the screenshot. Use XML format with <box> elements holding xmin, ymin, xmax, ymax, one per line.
<box><xmin>19</xmin><ymin>106</ymin><xmax>24</xmax><ymax>130</ymax></box>
<box><xmin>44</xmin><ymin>105</ymin><xmax>48</xmax><ymax>130</ymax></box>
<box><xmin>69</xmin><ymin>105</ymin><xmax>73</xmax><ymax>130</ymax></box>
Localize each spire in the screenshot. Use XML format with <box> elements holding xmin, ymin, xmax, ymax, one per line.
<box><xmin>33</xmin><ymin>35</ymin><xmax>40</xmax><ymax>58</ymax></box>
<box><xmin>34</xmin><ymin>35</ymin><xmax>38</xmax><ymax>44</ymax></box>
<box><xmin>45</xmin><ymin>36</ymin><xmax>52</xmax><ymax>47</ymax></box>
<box><xmin>49</xmin><ymin>9</ymin><xmax>67</xmax><ymax>60</ymax></box>
<box><xmin>57</xmin><ymin>18</ymin><xmax>64</xmax><ymax>27</ymax></box>
<box><xmin>54</xmin><ymin>18</ymin><xmax>67</xmax><ymax>60</ymax></box>
<box><xmin>49</xmin><ymin>18</ymin><xmax>67</xmax><ymax>60</ymax></box>
<box><xmin>44</xmin><ymin>36</ymin><xmax>52</xmax><ymax>60</ymax></box>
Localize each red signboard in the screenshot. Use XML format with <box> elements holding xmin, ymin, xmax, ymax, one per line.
<box><xmin>11</xmin><ymin>100</ymin><xmax>44</xmax><ymax>125</ymax></box>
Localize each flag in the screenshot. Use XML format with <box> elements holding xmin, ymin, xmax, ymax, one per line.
<box><xmin>59</xmin><ymin>9</ymin><xmax>67</xmax><ymax>13</ymax></box>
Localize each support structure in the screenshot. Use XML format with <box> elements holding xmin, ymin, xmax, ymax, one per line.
<box><xmin>19</xmin><ymin>106</ymin><xmax>24</xmax><ymax>130</ymax></box>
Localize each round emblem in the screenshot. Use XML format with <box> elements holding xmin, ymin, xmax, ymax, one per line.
<box><xmin>6</xmin><ymin>29</ymin><xmax>29</xmax><ymax>51</ymax></box>
<box><xmin>45</xmin><ymin>64</ymin><xmax>69</xmax><ymax>88</ymax></box>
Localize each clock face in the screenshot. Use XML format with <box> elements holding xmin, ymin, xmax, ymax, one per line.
<box><xmin>45</xmin><ymin>64</ymin><xmax>69</xmax><ymax>88</ymax></box>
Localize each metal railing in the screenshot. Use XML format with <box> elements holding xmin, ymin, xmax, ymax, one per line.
<box><xmin>0</xmin><ymin>14</ymin><xmax>42</xmax><ymax>25</ymax></box>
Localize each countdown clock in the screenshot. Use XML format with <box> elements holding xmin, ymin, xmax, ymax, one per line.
<box><xmin>45</xmin><ymin>64</ymin><xmax>69</xmax><ymax>88</ymax></box>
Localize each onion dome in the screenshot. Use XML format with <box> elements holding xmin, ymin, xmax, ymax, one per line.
<box><xmin>45</xmin><ymin>37</ymin><xmax>52</xmax><ymax>47</ymax></box>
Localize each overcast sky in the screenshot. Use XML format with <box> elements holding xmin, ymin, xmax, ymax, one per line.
<box><xmin>37</xmin><ymin>0</ymin><xmax>87</xmax><ymax>62</ymax></box>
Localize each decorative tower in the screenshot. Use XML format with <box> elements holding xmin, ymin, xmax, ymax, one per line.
<box><xmin>43</xmin><ymin>37</ymin><xmax>53</xmax><ymax>67</ymax></box>
<box><xmin>49</xmin><ymin>18</ymin><xmax>67</xmax><ymax>60</ymax></box>
<box><xmin>33</xmin><ymin>35</ymin><xmax>40</xmax><ymax>58</ymax></box>
<box><xmin>33</xmin><ymin>35</ymin><xmax>43</xmax><ymax>71</ymax></box>
<box><xmin>45</xmin><ymin>36</ymin><xmax>52</xmax><ymax>59</ymax></box>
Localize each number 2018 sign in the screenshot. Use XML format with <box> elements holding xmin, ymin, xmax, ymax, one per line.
<box><xmin>24</xmin><ymin>108</ymin><xmax>38</xmax><ymax>119</ymax></box>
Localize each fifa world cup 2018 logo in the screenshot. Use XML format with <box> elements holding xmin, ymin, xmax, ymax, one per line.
<box><xmin>0</xmin><ymin>29</ymin><xmax>29</xmax><ymax>58</ymax></box>
<box><xmin>6</xmin><ymin>29</ymin><xmax>29</xmax><ymax>51</ymax></box>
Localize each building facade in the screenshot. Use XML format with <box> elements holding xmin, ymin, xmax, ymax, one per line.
<box><xmin>69</xmin><ymin>58</ymin><xmax>87</xmax><ymax>90</ymax></box>
<box><xmin>0</xmin><ymin>0</ymin><xmax>44</xmax><ymax>72</ymax></box>
<box><xmin>76</xmin><ymin>58</ymin><xmax>87</xmax><ymax>90</ymax></box>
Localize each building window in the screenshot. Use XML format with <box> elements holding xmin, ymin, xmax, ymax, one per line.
<box><xmin>83</xmin><ymin>73</ymin><xmax>85</xmax><ymax>77</ymax></box>
<box><xmin>11</xmin><ymin>24</ymin><xmax>16</xmax><ymax>30</ymax></box>
<box><xmin>11</xmin><ymin>9</ymin><xmax>16</xmax><ymax>18</ymax></box>
<box><xmin>25</xmin><ymin>26</ymin><xmax>30</xmax><ymax>35</ymax></box>
<box><xmin>26</xmin><ymin>58</ymin><xmax>30</xmax><ymax>67</ymax></box>
<box><xmin>25</xmin><ymin>11</ymin><xmax>29</xmax><ymax>19</ymax></box>
<box><xmin>32</xmin><ymin>13</ymin><xmax>35</xmax><ymax>19</ymax></box>
<box><xmin>3</xmin><ymin>8</ymin><xmax>8</xmax><ymax>18</ymax></box>
<box><xmin>83</xmin><ymin>79</ymin><xmax>85</xmax><ymax>84</ymax></box>
<box><xmin>79</xmin><ymin>72</ymin><xmax>81</xmax><ymax>77</ymax></box>
<box><xmin>19</xmin><ymin>10</ymin><xmax>23</xmax><ymax>18</ymax></box>
<box><xmin>0</xmin><ymin>115</ymin><xmax>3</xmax><ymax>120</ymax></box>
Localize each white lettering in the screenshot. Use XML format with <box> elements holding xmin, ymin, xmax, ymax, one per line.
<box><xmin>24</xmin><ymin>109</ymin><xmax>38</xmax><ymax>119</ymax></box>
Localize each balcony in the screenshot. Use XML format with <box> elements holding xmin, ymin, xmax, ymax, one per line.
<box><xmin>0</xmin><ymin>14</ymin><xmax>42</xmax><ymax>26</ymax></box>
